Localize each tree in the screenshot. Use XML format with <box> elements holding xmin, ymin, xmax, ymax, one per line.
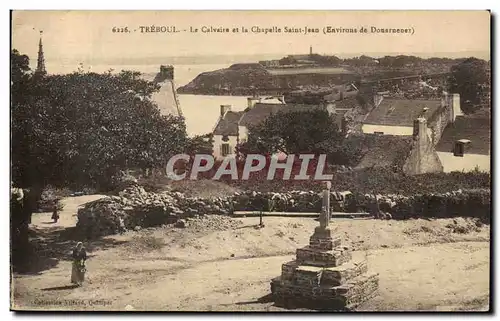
<box><xmin>186</xmin><ymin>133</ymin><xmax>214</xmax><ymax>155</ymax></box>
<box><xmin>448</xmin><ymin>57</ymin><xmax>490</xmax><ymax>114</ymax></box>
<box><xmin>11</xmin><ymin>51</ymin><xmax>188</xmax><ymax>190</ymax></box>
<box><xmin>241</xmin><ymin>109</ymin><xmax>343</xmax><ymax>157</ymax></box>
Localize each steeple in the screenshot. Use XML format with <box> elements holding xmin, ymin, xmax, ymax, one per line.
<box><xmin>35</xmin><ymin>31</ymin><xmax>46</xmax><ymax>76</ymax></box>
<box><xmin>309</xmin><ymin>45</ymin><xmax>313</xmax><ymax>56</ymax></box>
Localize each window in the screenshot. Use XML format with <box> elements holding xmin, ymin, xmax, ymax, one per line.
<box><xmin>221</xmin><ymin>143</ymin><xmax>231</xmax><ymax>156</ymax></box>
<box><xmin>374</xmin><ymin>131</ymin><xmax>384</xmax><ymax>135</ymax></box>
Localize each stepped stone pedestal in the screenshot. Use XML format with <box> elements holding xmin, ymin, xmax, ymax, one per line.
<box><xmin>270</xmin><ymin>183</ymin><xmax>379</xmax><ymax>311</ymax></box>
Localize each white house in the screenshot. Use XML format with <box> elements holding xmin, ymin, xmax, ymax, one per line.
<box><xmin>361</xmin><ymin>92</ymin><xmax>462</xmax><ymax>142</ymax></box>
<box><xmin>212</xmin><ymin>105</ymin><xmax>244</xmax><ymax>159</ymax></box>
<box><xmin>212</xmin><ymin>95</ymin><xmax>343</xmax><ymax>159</ymax></box>
<box><xmin>435</xmin><ymin>116</ymin><xmax>490</xmax><ymax>173</ymax></box>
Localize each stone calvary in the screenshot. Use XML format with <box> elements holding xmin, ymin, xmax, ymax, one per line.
<box><xmin>270</xmin><ymin>182</ymin><xmax>380</xmax><ymax>311</ymax></box>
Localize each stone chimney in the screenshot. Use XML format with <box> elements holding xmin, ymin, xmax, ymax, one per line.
<box><xmin>450</xmin><ymin>93</ymin><xmax>462</xmax><ymax>123</ymax></box>
<box><xmin>220</xmin><ymin>105</ymin><xmax>231</xmax><ymax>117</ymax></box>
<box><xmin>247</xmin><ymin>97</ymin><xmax>261</xmax><ymax>109</ymax></box>
<box><xmin>155</xmin><ymin>65</ymin><xmax>174</xmax><ymax>82</ymax></box>
<box><xmin>441</xmin><ymin>91</ymin><xmax>449</xmax><ymax>108</ymax></box>
<box><xmin>412</xmin><ymin>117</ymin><xmax>429</xmax><ymax>174</ymax></box>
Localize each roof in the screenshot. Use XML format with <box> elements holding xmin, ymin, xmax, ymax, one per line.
<box><xmin>238</xmin><ymin>103</ymin><xmax>326</xmax><ymax>128</ymax></box>
<box><xmin>150</xmin><ymin>80</ymin><xmax>182</xmax><ymax>117</ymax></box>
<box><xmin>363</xmin><ymin>98</ymin><xmax>442</xmax><ymax>127</ymax></box>
<box><xmin>238</xmin><ymin>103</ymin><xmax>285</xmax><ymax>127</ymax></box>
<box><xmin>435</xmin><ymin>116</ymin><xmax>491</xmax><ymax>155</ymax></box>
<box><xmin>333</xmin><ymin>97</ymin><xmax>360</xmax><ymax>110</ymax></box>
<box><xmin>213</xmin><ymin>111</ymin><xmax>244</xmax><ymax>136</ymax></box>
<box><xmin>355</xmin><ymin>134</ymin><xmax>414</xmax><ymax>169</ymax></box>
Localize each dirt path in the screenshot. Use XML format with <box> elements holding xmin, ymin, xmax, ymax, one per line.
<box><xmin>12</xmin><ymin>196</ymin><xmax>491</xmax><ymax>312</ymax></box>
<box><xmin>31</xmin><ymin>195</ymin><xmax>106</xmax><ymax>230</ymax></box>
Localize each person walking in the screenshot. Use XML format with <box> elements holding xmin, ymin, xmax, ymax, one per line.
<box><xmin>71</xmin><ymin>242</ymin><xmax>87</xmax><ymax>286</ymax></box>
<box><xmin>51</xmin><ymin>201</ymin><xmax>60</xmax><ymax>223</ymax></box>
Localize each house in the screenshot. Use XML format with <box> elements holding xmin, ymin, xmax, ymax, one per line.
<box><xmin>211</xmin><ymin>95</ymin><xmax>341</xmax><ymax>159</ymax></box>
<box><xmin>361</xmin><ymin>92</ymin><xmax>462</xmax><ymax>144</ymax></box>
<box><xmin>435</xmin><ymin>116</ymin><xmax>490</xmax><ymax>172</ymax></box>
<box><xmin>212</xmin><ymin>105</ymin><xmax>244</xmax><ymax>159</ymax></box>
<box><xmin>356</xmin><ymin>90</ymin><xmax>490</xmax><ymax>175</ymax></box>
<box><xmin>356</xmin><ymin>116</ymin><xmax>444</xmax><ymax>175</ymax></box>
<box><xmin>150</xmin><ymin>65</ymin><xmax>183</xmax><ymax>117</ymax></box>
<box><xmin>211</xmin><ymin>98</ymin><xmax>285</xmax><ymax>159</ymax></box>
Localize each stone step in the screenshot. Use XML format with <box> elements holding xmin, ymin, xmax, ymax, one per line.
<box><xmin>279</xmin><ymin>257</ymin><xmax>369</xmax><ymax>287</ymax></box>
<box><xmin>271</xmin><ymin>272</ymin><xmax>379</xmax><ymax>311</ymax></box>
<box><xmin>296</xmin><ymin>245</ymin><xmax>352</xmax><ymax>267</ymax></box>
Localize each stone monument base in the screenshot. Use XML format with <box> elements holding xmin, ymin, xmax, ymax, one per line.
<box><xmin>270</xmin><ymin>227</ymin><xmax>379</xmax><ymax>311</ymax></box>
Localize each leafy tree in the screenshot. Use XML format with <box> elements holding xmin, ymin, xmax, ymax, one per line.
<box><xmin>186</xmin><ymin>133</ymin><xmax>214</xmax><ymax>155</ymax></box>
<box><xmin>448</xmin><ymin>57</ymin><xmax>490</xmax><ymax>114</ymax></box>
<box><xmin>11</xmin><ymin>50</ymin><xmax>188</xmax><ymax>191</ymax></box>
<box><xmin>241</xmin><ymin>109</ymin><xmax>343</xmax><ymax>156</ymax></box>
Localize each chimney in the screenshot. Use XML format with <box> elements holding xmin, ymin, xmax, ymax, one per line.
<box><xmin>450</xmin><ymin>93</ymin><xmax>462</xmax><ymax>122</ymax></box>
<box><xmin>247</xmin><ymin>97</ymin><xmax>261</xmax><ymax>109</ymax></box>
<box><xmin>157</xmin><ymin>65</ymin><xmax>174</xmax><ymax>82</ymax></box>
<box><xmin>220</xmin><ymin>105</ymin><xmax>231</xmax><ymax>117</ymax></box>
<box><xmin>441</xmin><ymin>91</ymin><xmax>448</xmax><ymax>108</ymax></box>
<box><xmin>413</xmin><ymin>117</ymin><xmax>429</xmax><ymax>175</ymax></box>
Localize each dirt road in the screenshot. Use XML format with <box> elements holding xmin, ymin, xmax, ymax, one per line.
<box><xmin>12</xmin><ymin>195</ymin><xmax>491</xmax><ymax>312</ymax></box>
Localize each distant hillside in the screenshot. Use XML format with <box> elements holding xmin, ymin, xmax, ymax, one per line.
<box><xmin>177</xmin><ymin>54</ymin><xmax>486</xmax><ymax>96</ymax></box>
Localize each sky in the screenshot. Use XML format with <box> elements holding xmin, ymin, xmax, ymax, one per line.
<box><xmin>12</xmin><ymin>10</ymin><xmax>491</xmax><ymax>70</ymax></box>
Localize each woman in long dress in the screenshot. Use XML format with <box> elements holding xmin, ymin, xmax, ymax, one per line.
<box><xmin>71</xmin><ymin>242</ymin><xmax>87</xmax><ymax>286</ymax></box>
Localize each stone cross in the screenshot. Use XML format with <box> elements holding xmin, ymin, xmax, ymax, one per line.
<box><xmin>319</xmin><ymin>181</ymin><xmax>332</xmax><ymax>228</ymax></box>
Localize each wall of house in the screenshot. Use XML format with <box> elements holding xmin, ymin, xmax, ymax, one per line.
<box><xmin>213</xmin><ymin>134</ymin><xmax>238</xmax><ymax>159</ymax></box>
<box><xmin>362</xmin><ymin>124</ymin><xmax>413</xmax><ymax>135</ymax></box>
<box><xmin>428</xmin><ymin>106</ymin><xmax>450</xmax><ymax>145</ymax></box>
<box><xmin>238</xmin><ymin>126</ymin><xmax>249</xmax><ymax>143</ymax></box>
<box><xmin>436</xmin><ymin>152</ymin><xmax>490</xmax><ymax>173</ymax></box>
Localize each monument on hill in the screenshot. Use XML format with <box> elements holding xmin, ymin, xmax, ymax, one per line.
<box><xmin>270</xmin><ymin>182</ymin><xmax>379</xmax><ymax>311</ymax></box>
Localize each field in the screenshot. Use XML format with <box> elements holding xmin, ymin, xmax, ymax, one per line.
<box><xmin>266</xmin><ymin>67</ymin><xmax>353</xmax><ymax>76</ymax></box>
<box><xmin>11</xmin><ymin>195</ymin><xmax>490</xmax><ymax>311</ymax></box>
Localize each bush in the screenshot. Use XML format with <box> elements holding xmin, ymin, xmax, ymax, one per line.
<box><xmin>38</xmin><ymin>185</ymin><xmax>72</xmax><ymax>212</ymax></box>
<box><xmin>225</xmin><ymin>168</ymin><xmax>490</xmax><ymax>194</ymax></box>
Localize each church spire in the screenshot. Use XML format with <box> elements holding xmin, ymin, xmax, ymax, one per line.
<box><xmin>35</xmin><ymin>31</ymin><xmax>46</xmax><ymax>76</ymax></box>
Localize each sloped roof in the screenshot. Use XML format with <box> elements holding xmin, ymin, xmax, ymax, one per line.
<box><xmin>333</xmin><ymin>97</ymin><xmax>360</xmax><ymax>110</ymax></box>
<box><xmin>435</xmin><ymin>116</ymin><xmax>491</xmax><ymax>155</ymax></box>
<box><xmin>213</xmin><ymin>111</ymin><xmax>244</xmax><ymax>136</ymax></box>
<box><xmin>355</xmin><ymin>134</ymin><xmax>414</xmax><ymax>169</ymax></box>
<box><xmin>363</xmin><ymin>98</ymin><xmax>442</xmax><ymax>127</ymax></box>
<box><xmin>238</xmin><ymin>103</ymin><xmax>328</xmax><ymax>128</ymax></box>
<box><xmin>238</xmin><ymin>103</ymin><xmax>286</xmax><ymax>127</ymax></box>
<box><xmin>150</xmin><ymin>80</ymin><xmax>182</xmax><ymax>117</ymax></box>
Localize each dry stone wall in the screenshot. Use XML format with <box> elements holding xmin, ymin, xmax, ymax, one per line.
<box><xmin>76</xmin><ymin>185</ymin><xmax>490</xmax><ymax>239</ymax></box>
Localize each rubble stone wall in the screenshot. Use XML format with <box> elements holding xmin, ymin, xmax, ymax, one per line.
<box><xmin>76</xmin><ymin>185</ymin><xmax>490</xmax><ymax>239</ymax></box>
